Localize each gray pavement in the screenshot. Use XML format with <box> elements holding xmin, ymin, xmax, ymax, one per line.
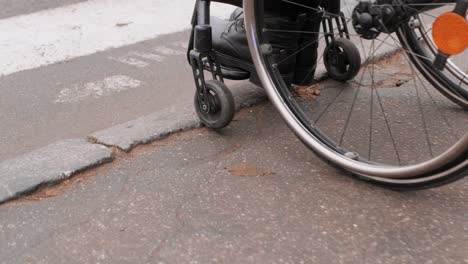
<box><xmin>0</xmin><ymin>139</ymin><xmax>112</xmax><ymax>203</ymax></box>
<box><xmin>0</xmin><ymin>0</ymin><xmax>396</xmax><ymax>162</ymax></box>
<box><xmin>0</xmin><ymin>25</ymin><xmax>394</xmax><ymax>161</ymax></box>
<box><xmin>0</xmin><ymin>0</ymin><xmax>87</xmax><ymax>19</ymax></box>
<box><xmin>89</xmin><ymin>82</ymin><xmax>266</xmax><ymax>152</ymax></box>
<box><xmin>0</xmin><ymin>102</ymin><xmax>466</xmax><ymax>263</ymax></box>
<box><xmin>0</xmin><ymin>30</ymin><xmax>197</xmax><ymax>161</ymax></box>
<box><xmin>0</xmin><ymin>3</ymin><xmax>466</xmax><ymax>262</ymax></box>
<box><xmin>0</xmin><ymin>81</ymin><xmax>264</xmax><ymax>204</ymax></box>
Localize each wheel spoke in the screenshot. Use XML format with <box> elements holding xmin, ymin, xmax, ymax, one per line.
<box><xmin>280</xmin><ymin>0</ymin><xmax>353</xmax><ymax>22</ymax></box>
<box><xmin>246</xmin><ymin>0</ymin><xmax>468</xmax><ymax>184</ymax></box>
<box><xmin>275</xmin><ymin>34</ymin><xmax>325</xmax><ymax>66</ymax></box>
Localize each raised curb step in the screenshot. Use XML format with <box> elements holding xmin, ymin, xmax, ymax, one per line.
<box><xmin>88</xmin><ymin>83</ymin><xmax>266</xmax><ymax>152</ymax></box>
<box><xmin>0</xmin><ymin>139</ymin><xmax>113</xmax><ymax>203</ymax></box>
<box><xmin>0</xmin><ymin>39</ymin><xmax>397</xmax><ymax>204</ymax></box>
<box><xmin>0</xmin><ymin>83</ymin><xmax>266</xmax><ymax>204</ymax></box>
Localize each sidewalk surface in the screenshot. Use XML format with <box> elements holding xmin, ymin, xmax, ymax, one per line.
<box><xmin>0</xmin><ymin>0</ymin><xmax>399</xmax><ymax>202</ymax></box>
<box><xmin>1</xmin><ymin>102</ymin><xmax>466</xmax><ymax>263</ymax></box>
<box><xmin>0</xmin><ymin>1</ymin><xmax>467</xmax><ymax>263</ymax></box>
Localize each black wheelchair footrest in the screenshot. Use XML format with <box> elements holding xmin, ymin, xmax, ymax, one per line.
<box><xmin>201</xmin><ymin>58</ymin><xmax>250</xmax><ymax>80</ymax></box>
<box><xmin>201</xmin><ymin>51</ymin><xmax>253</xmax><ymax>81</ymax></box>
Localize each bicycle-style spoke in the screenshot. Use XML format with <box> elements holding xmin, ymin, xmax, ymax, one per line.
<box><xmin>368</xmin><ymin>39</ymin><xmax>403</xmax><ymax>165</ymax></box>
<box><xmin>277</xmin><ymin>38</ymin><xmax>322</xmax><ymax>66</ymax></box>
<box><xmin>338</xmin><ymin>39</ymin><xmax>373</xmax><ymax>147</ymax></box>
<box><xmin>280</xmin><ymin>0</ymin><xmax>353</xmax><ymax>22</ymax></box>
<box><xmin>459</xmin><ymin>73</ymin><xmax>467</xmax><ymax>87</ymax></box>
<box><xmin>247</xmin><ymin>0</ymin><xmax>467</xmax><ymax>184</ymax></box>
<box><xmin>417</xmin><ymin>27</ymin><xmax>433</xmax><ymax>41</ymax></box>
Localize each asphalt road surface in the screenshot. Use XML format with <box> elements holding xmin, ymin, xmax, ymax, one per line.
<box><xmin>0</xmin><ymin>101</ymin><xmax>466</xmax><ymax>263</ymax></box>
<box><xmin>0</xmin><ymin>2</ymin><xmax>466</xmax><ymax>260</ymax></box>
<box><xmin>0</xmin><ymin>0</ymin><xmax>370</xmax><ymax>161</ymax></box>
<box><xmin>0</xmin><ymin>0</ymin><xmax>86</xmax><ymax>19</ymax></box>
<box><xmin>0</xmin><ymin>0</ymin><xmax>235</xmax><ymax>161</ymax></box>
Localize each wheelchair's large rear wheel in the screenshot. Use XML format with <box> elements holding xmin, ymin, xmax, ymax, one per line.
<box><xmin>243</xmin><ymin>0</ymin><xmax>467</xmax><ymax>190</ymax></box>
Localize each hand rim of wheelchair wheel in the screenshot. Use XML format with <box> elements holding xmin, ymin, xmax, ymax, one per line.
<box><xmin>243</xmin><ymin>0</ymin><xmax>468</xmax><ymax>188</ymax></box>
<box><xmin>195</xmin><ymin>80</ymin><xmax>235</xmax><ymax>130</ymax></box>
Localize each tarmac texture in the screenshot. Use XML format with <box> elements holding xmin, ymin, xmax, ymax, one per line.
<box><xmin>0</xmin><ymin>103</ymin><xmax>466</xmax><ymax>264</ymax></box>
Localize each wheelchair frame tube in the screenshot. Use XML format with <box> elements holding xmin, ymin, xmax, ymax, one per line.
<box><xmin>197</xmin><ymin>0</ymin><xmax>211</xmax><ymax>25</ymax></box>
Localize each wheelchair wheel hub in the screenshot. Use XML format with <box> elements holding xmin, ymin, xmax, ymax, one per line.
<box><xmin>352</xmin><ymin>1</ymin><xmax>407</xmax><ymax>39</ymax></box>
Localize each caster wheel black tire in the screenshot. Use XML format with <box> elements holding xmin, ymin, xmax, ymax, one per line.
<box><xmin>324</xmin><ymin>38</ymin><xmax>361</xmax><ymax>82</ymax></box>
<box><xmin>194</xmin><ymin>80</ymin><xmax>235</xmax><ymax>129</ymax></box>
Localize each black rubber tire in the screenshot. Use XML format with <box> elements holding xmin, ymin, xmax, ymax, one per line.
<box><xmin>324</xmin><ymin>38</ymin><xmax>361</xmax><ymax>82</ymax></box>
<box><xmin>194</xmin><ymin>80</ymin><xmax>235</xmax><ymax>129</ymax></box>
<box><xmin>312</xmin><ymin>144</ymin><xmax>467</xmax><ymax>191</ymax></box>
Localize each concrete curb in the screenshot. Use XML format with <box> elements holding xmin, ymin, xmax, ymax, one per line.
<box><xmin>88</xmin><ymin>82</ymin><xmax>266</xmax><ymax>152</ymax></box>
<box><xmin>0</xmin><ymin>41</ymin><xmax>397</xmax><ymax>204</ymax></box>
<box><xmin>0</xmin><ymin>139</ymin><xmax>113</xmax><ymax>204</ymax></box>
<box><xmin>0</xmin><ymin>83</ymin><xmax>266</xmax><ymax>204</ymax></box>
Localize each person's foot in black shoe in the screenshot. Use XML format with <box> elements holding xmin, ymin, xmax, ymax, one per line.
<box><xmin>229</xmin><ymin>7</ymin><xmax>243</xmax><ymax>22</ymax></box>
<box><xmin>211</xmin><ymin>9</ymin><xmax>303</xmax><ymax>87</ymax></box>
<box><xmin>218</xmin><ymin>7</ymin><xmax>322</xmax><ymax>87</ymax></box>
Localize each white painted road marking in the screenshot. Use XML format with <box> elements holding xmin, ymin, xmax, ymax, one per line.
<box><xmin>131</xmin><ymin>52</ymin><xmax>165</xmax><ymax>62</ymax></box>
<box><xmin>109</xmin><ymin>56</ymin><xmax>150</xmax><ymax>68</ymax></box>
<box><xmin>153</xmin><ymin>46</ymin><xmax>186</xmax><ymax>56</ymax></box>
<box><xmin>0</xmin><ymin>0</ymin><xmax>235</xmax><ymax>76</ymax></box>
<box><xmin>109</xmin><ymin>42</ymin><xmax>187</xmax><ymax>68</ymax></box>
<box><xmin>55</xmin><ymin>75</ymin><xmax>142</xmax><ymax>103</ymax></box>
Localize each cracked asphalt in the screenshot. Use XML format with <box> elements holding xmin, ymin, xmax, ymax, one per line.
<box><xmin>0</xmin><ymin>102</ymin><xmax>466</xmax><ymax>263</ymax></box>
<box><xmin>0</xmin><ymin>2</ymin><xmax>467</xmax><ymax>263</ymax></box>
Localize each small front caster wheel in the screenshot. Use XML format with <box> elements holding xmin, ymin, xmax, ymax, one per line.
<box><xmin>324</xmin><ymin>38</ymin><xmax>361</xmax><ymax>82</ymax></box>
<box><xmin>195</xmin><ymin>80</ymin><xmax>235</xmax><ymax>129</ymax></box>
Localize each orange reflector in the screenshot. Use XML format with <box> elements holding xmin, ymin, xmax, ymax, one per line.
<box><xmin>432</xmin><ymin>12</ymin><xmax>468</xmax><ymax>55</ymax></box>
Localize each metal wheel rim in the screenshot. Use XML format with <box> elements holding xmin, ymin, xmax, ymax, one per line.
<box><xmin>243</xmin><ymin>0</ymin><xmax>468</xmax><ymax>180</ymax></box>
<box><xmin>396</xmin><ymin>25</ymin><xmax>468</xmax><ymax>106</ymax></box>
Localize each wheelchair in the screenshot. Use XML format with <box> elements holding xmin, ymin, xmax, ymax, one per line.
<box><xmin>188</xmin><ymin>0</ymin><xmax>468</xmax><ymax>190</ymax></box>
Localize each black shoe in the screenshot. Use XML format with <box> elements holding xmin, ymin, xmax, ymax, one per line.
<box><xmin>229</xmin><ymin>7</ymin><xmax>243</xmax><ymax>21</ymax></box>
<box><xmin>225</xmin><ymin>8</ymin><xmax>322</xmax><ymax>86</ymax></box>
<box><xmin>211</xmin><ymin>11</ymin><xmax>303</xmax><ymax>86</ymax></box>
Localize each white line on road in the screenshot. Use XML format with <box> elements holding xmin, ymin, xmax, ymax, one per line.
<box><xmin>55</xmin><ymin>75</ymin><xmax>142</xmax><ymax>103</ymax></box>
<box><xmin>153</xmin><ymin>46</ymin><xmax>186</xmax><ymax>56</ymax></box>
<box><xmin>109</xmin><ymin>41</ymin><xmax>187</xmax><ymax>68</ymax></box>
<box><xmin>131</xmin><ymin>52</ymin><xmax>165</xmax><ymax>62</ymax></box>
<box><xmin>0</xmin><ymin>0</ymin><xmax>235</xmax><ymax>76</ymax></box>
<box><xmin>109</xmin><ymin>56</ymin><xmax>150</xmax><ymax>68</ymax></box>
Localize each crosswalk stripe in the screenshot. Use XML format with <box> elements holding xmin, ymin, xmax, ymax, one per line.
<box><xmin>0</xmin><ymin>0</ymin><xmax>235</xmax><ymax>76</ymax></box>
<box><xmin>55</xmin><ymin>75</ymin><xmax>142</xmax><ymax>103</ymax></box>
<box><xmin>153</xmin><ymin>46</ymin><xmax>186</xmax><ymax>56</ymax></box>
<box><xmin>132</xmin><ymin>52</ymin><xmax>165</xmax><ymax>62</ymax></box>
<box><xmin>109</xmin><ymin>56</ymin><xmax>150</xmax><ymax>68</ymax></box>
